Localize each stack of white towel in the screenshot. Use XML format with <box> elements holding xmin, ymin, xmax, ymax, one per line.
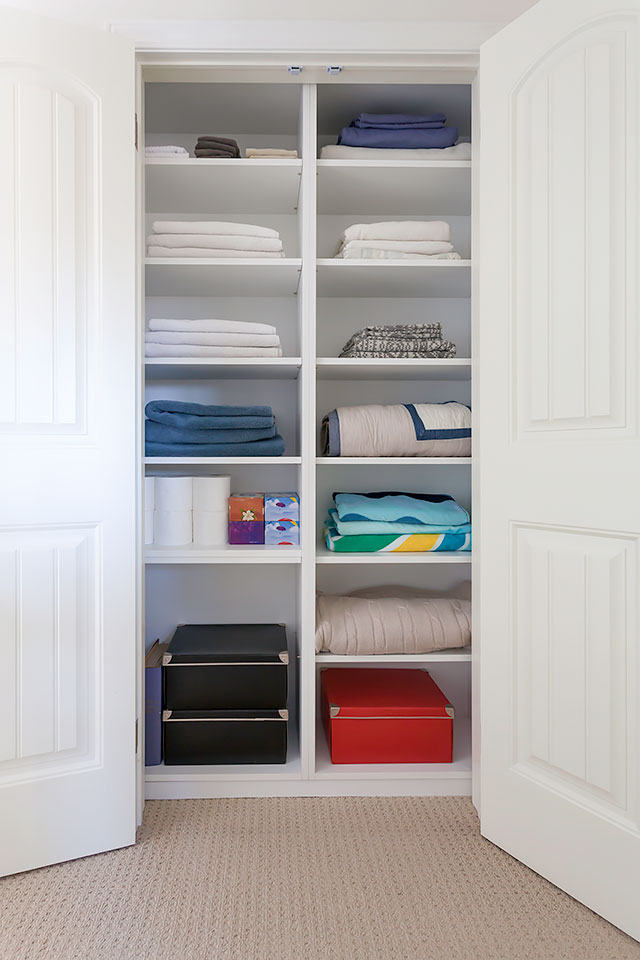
<box><xmin>147</xmin><ymin>221</ymin><xmax>286</xmax><ymax>259</ymax></box>
<box><xmin>334</xmin><ymin>220</ymin><xmax>461</xmax><ymax>260</ymax></box>
<box><xmin>145</xmin><ymin>318</ymin><xmax>283</xmax><ymax>358</ymax></box>
<box><xmin>145</xmin><ymin>145</ymin><xmax>189</xmax><ymax>158</ymax></box>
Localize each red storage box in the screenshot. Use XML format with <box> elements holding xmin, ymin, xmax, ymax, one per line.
<box><xmin>321</xmin><ymin>668</ymin><xmax>454</xmax><ymax>764</ymax></box>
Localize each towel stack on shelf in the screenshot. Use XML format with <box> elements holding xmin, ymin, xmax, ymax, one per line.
<box><xmin>334</xmin><ymin>220</ymin><xmax>460</xmax><ymax>260</ymax></box>
<box><xmin>339</xmin><ymin>322</ymin><xmax>456</xmax><ymax>359</ymax></box>
<box><xmin>320</xmin><ymin>142</ymin><xmax>471</xmax><ymax>160</ymax></box>
<box><xmin>145</xmin><ymin>145</ymin><xmax>189</xmax><ymax>158</ymax></box>
<box><xmin>146</xmin><ymin>221</ymin><xmax>286</xmax><ymax>259</ymax></box>
<box><xmin>323</xmin><ymin>491</ymin><xmax>472</xmax><ymax>554</ymax></box>
<box><xmin>145</xmin><ymin>318</ymin><xmax>283</xmax><ymax>358</ymax></box>
<box><xmin>337</xmin><ymin>112</ymin><xmax>458</xmax><ymax>150</ymax></box>
<box><xmin>246</xmin><ymin>148</ymin><xmax>299</xmax><ymax>158</ymax></box>
<box><xmin>194</xmin><ymin>136</ymin><xmax>240</xmax><ymax>158</ymax></box>
<box><xmin>145</xmin><ymin>400</ymin><xmax>285</xmax><ymax>458</ymax></box>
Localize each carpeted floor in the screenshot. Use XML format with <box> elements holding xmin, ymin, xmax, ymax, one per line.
<box><xmin>0</xmin><ymin>798</ymin><xmax>638</xmax><ymax>960</ymax></box>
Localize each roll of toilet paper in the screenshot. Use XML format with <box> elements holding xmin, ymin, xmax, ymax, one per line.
<box><xmin>192</xmin><ymin>475</ymin><xmax>231</xmax><ymax>513</ymax></box>
<box><xmin>154</xmin><ymin>510</ymin><xmax>192</xmax><ymax>546</ymax></box>
<box><xmin>144</xmin><ymin>509</ymin><xmax>154</xmax><ymax>545</ymax></box>
<box><xmin>193</xmin><ymin>510</ymin><xmax>228</xmax><ymax>546</ymax></box>
<box><xmin>155</xmin><ymin>476</ymin><xmax>193</xmax><ymax>512</ymax></box>
<box><xmin>144</xmin><ymin>476</ymin><xmax>155</xmax><ymax>510</ymax></box>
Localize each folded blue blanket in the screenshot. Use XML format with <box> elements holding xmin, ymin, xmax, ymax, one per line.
<box><xmin>353</xmin><ymin>112</ymin><xmax>446</xmax><ymax>129</ymax></box>
<box><xmin>145</xmin><ymin>420</ymin><xmax>276</xmax><ymax>445</ymax></box>
<box><xmin>328</xmin><ymin>508</ymin><xmax>471</xmax><ymax>537</ymax></box>
<box><xmin>333</xmin><ymin>492</ymin><xmax>470</xmax><ymax>527</ymax></box>
<box><xmin>145</xmin><ymin>434</ymin><xmax>286</xmax><ymax>457</ymax></box>
<box><xmin>337</xmin><ymin>126</ymin><xmax>458</xmax><ymax>150</ymax></box>
<box><xmin>145</xmin><ymin>399</ymin><xmax>274</xmax><ymax>431</ymax></box>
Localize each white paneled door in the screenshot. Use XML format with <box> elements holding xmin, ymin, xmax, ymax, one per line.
<box><xmin>0</xmin><ymin>7</ymin><xmax>136</xmax><ymax>874</ymax></box>
<box><xmin>479</xmin><ymin>0</ymin><xmax>640</xmax><ymax>940</ymax></box>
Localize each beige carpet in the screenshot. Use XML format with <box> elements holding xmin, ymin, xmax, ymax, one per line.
<box><xmin>0</xmin><ymin>798</ymin><xmax>638</xmax><ymax>960</ymax></box>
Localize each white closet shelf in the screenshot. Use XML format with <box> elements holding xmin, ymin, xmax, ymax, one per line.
<box><xmin>145</xmin><ymin>358</ymin><xmax>302</xmax><ymax>380</ymax></box>
<box><xmin>316</xmin><ymin>457</ymin><xmax>472</xmax><ymax>465</ymax></box>
<box><xmin>314</xmin><ymin>719</ymin><xmax>471</xmax><ymax>781</ymax></box>
<box><xmin>316</xmin><ymin>358</ymin><xmax>471</xmax><ymax>381</ymax></box>
<box><xmin>145</xmin><ymin>258</ymin><xmax>302</xmax><ymax>297</ymax></box>
<box><xmin>315</xmin><ymin>550</ymin><xmax>471</xmax><ymax>564</ymax></box>
<box><xmin>316</xmin><ymin>650</ymin><xmax>471</xmax><ymax>664</ymax></box>
<box><xmin>145</xmin><ymin>157</ymin><xmax>302</xmax><ymax>214</ymax></box>
<box><xmin>316</xmin><ymin>159</ymin><xmax>471</xmax><ymax>215</ymax></box>
<box><xmin>145</xmin><ymin>457</ymin><xmax>301</xmax><ymax>465</ymax></box>
<box><xmin>145</xmin><ymin>544</ymin><xmax>302</xmax><ymax>564</ymax></box>
<box><xmin>316</xmin><ymin>260</ymin><xmax>471</xmax><ymax>298</ymax></box>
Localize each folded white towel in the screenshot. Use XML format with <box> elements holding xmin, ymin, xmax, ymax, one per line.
<box><xmin>147</xmin><ymin>234</ymin><xmax>283</xmax><ymax>252</ymax></box>
<box><xmin>145</xmin><ymin>343</ymin><xmax>283</xmax><ymax>358</ymax></box>
<box><xmin>146</xmin><ymin>332</ymin><xmax>281</xmax><ymax>346</ymax></box>
<box><xmin>338</xmin><ymin>239</ymin><xmax>453</xmax><ymax>257</ymax></box>
<box><xmin>339</xmin><ymin>249</ymin><xmax>462</xmax><ymax>260</ymax></box>
<box><xmin>147</xmin><ymin>247</ymin><xmax>285</xmax><ymax>259</ymax></box>
<box><xmin>145</xmin><ymin>145</ymin><xmax>189</xmax><ymax>156</ymax></box>
<box><xmin>148</xmin><ymin>318</ymin><xmax>277</xmax><ymax>335</ymax></box>
<box><xmin>152</xmin><ymin>220</ymin><xmax>280</xmax><ymax>239</ymax></box>
<box><xmin>342</xmin><ymin>221</ymin><xmax>451</xmax><ymax>243</ymax></box>
<box><xmin>246</xmin><ymin>148</ymin><xmax>299</xmax><ymax>158</ymax></box>
<box><xmin>319</xmin><ymin>143</ymin><xmax>472</xmax><ymax>160</ymax></box>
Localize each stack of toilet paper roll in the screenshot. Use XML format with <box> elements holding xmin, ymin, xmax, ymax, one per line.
<box><xmin>193</xmin><ymin>475</ymin><xmax>231</xmax><ymax>545</ymax></box>
<box><xmin>145</xmin><ymin>475</ymin><xmax>231</xmax><ymax>546</ymax></box>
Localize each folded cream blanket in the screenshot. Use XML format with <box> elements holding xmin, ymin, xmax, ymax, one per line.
<box><xmin>340</xmin><ymin>249</ymin><xmax>461</xmax><ymax>260</ymax></box>
<box><xmin>316</xmin><ymin>588</ymin><xmax>471</xmax><ymax>655</ymax></box>
<box><xmin>319</xmin><ymin>142</ymin><xmax>472</xmax><ymax>160</ymax></box>
<box><xmin>151</xmin><ymin>220</ymin><xmax>280</xmax><ymax>239</ymax></box>
<box><xmin>148</xmin><ymin>318</ymin><xmax>277</xmax><ymax>335</ymax></box>
<box><xmin>148</xmin><ymin>234</ymin><xmax>283</xmax><ymax>252</ymax></box>
<box><xmin>338</xmin><ymin>240</ymin><xmax>453</xmax><ymax>258</ymax></box>
<box><xmin>146</xmin><ymin>332</ymin><xmax>281</xmax><ymax>346</ymax></box>
<box><xmin>147</xmin><ymin>247</ymin><xmax>285</xmax><ymax>258</ymax></box>
<box><xmin>342</xmin><ymin>221</ymin><xmax>451</xmax><ymax>243</ymax></box>
<box><xmin>246</xmin><ymin>148</ymin><xmax>299</xmax><ymax>158</ymax></box>
<box><xmin>145</xmin><ymin>343</ymin><xmax>283</xmax><ymax>357</ymax></box>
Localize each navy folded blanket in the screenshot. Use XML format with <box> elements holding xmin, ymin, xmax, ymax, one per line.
<box><xmin>145</xmin><ymin>420</ymin><xmax>276</xmax><ymax>445</ymax></box>
<box><xmin>145</xmin><ymin>435</ymin><xmax>286</xmax><ymax>457</ymax></box>
<box><xmin>145</xmin><ymin>399</ymin><xmax>274</xmax><ymax>431</ymax></box>
<box><xmin>337</xmin><ymin>126</ymin><xmax>458</xmax><ymax>150</ymax></box>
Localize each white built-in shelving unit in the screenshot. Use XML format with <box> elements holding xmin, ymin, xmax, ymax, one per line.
<box><xmin>141</xmin><ymin>76</ymin><xmax>473</xmax><ymax>800</ymax></box>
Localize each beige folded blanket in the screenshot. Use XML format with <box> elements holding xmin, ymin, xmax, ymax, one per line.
<box><xmin>148</xmin><ymin>234</ymin><xmax>283</xmax><ymax>252</ymax></box>
<box><xmin>246</xmin><ymin>148</ymin><xmax>299</xmax><ymax>158</ymax></box>
<box><xmin>342</xmin><ymin>221</ymin><xmax>451</xmax><ymax>243</ymax></box>
<box><xmin>151</xmin><ymin>220</ymin><xmax>280</xmax><ymax>239</ymax></box>
<box><xmin>316</xmin><ymin>588</ymin><xmax>471</xmax><ymax>655</ymax></box>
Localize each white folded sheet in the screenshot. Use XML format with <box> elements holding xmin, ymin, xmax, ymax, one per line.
<box><xmin>147</xmin><ymin>234</ymin><xmax>283</xmax><ymax>252</ymax></box>
<box><xmin>148</xmin><ymin>318</ymin><xmax>277</xmax><ymax>335</ymax></box>
<box><xmin>145</xmin><ymin>343</ymin><xmax>283</xmax><ymax>357</ymax></box>
<box><xmin>339</xmin><ymin>249</ymin><xmax>462</xmax><ymax>260</ymax></box>
<box><xmin>319</xmin><ymin>142</ymin><xmax>472</xmax><ymax>160</ymax></box>
<box><xmin>145</xmin><ymin>145</ymin><xmax>189</xmax><ymax>156</ymax></box>
<box><xmin>147</xmin><ymin>247</ymin><xmax>285</xmax><ymax>258</ymax></box>
<box><xmin>151</xmin><ymin>220</ymin><xmax>280</xmax><ymax>238</ymax></box>
<box><xmin>146</xmin><ymin>331</ymin><xmax>281</xmax><ymax>346</ymax></box>
<box><xmin>246</xmin><ymin>148</ymin><xmax>299</xmax><ymax>158</ymax></box>
<box><xmin>342</xmin><ymin>221</ymin><xmax>451</xmax><ymax>243</ymax></box>
<box><xmin>338</xmin><ymin>240</ymin><xmax>453</xmax><ymax>257</ymax></box>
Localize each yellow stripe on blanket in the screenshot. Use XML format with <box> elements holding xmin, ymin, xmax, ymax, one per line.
<box><xmin>389</xmin><ymin>533</ymin><xmax>443</xmax><ymax>552</ymax></box>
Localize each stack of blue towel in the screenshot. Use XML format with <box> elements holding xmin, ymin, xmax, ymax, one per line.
<box><xmin>337</xmin><ymin>112</ymin><xmax>458</xmax><ymax>150</ymax></box>
<box><xmin>145</xmin><ymin>400</ymin><xmax>285</xmax><ymax>457</ymax></box>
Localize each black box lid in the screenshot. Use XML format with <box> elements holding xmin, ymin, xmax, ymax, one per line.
<box><xmin>163</xmin><ymin>709</ymin><xmax>288</xmax><ymax>721</ymax></box>
<box><xmin>163</xmin><ymin>623</ymin><xmax>288</xmax><ymax>665</ymax></box>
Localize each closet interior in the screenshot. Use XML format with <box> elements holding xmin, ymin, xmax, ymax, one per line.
<box><xmin>141</xmin><ymin>71</ymin><xmax>474</xmax><ymax>798</ymax></box>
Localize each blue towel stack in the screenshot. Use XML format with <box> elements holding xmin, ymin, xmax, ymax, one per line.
<box><xmin>145</xmin><ymin>400</ymin><xmax>286</xmax><ymax>457</ymax></box>
<box><xmin>337</xmin><ymin>112</ymin><xmax>458</xmax><ymax>150</ymax></box>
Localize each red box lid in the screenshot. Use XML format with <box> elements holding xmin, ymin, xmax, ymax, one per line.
<box><xmin>321</xmin><ymin>668</ymin><xmax>454</xmax><ymax>719</ymax></box>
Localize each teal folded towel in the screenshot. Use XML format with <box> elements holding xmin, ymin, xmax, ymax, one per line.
<box><xmin>145</xmin><ymin>435</ymin><xmax>286</xmax><ymax>457</ymax></box>
<box><xmin>145</xmin><ymin>420</ymin><xmax>276</xmax><ymax>445</ymax></box>
<box><xmin>328</xmin><ymin>507</ymin><xmax>471</xmax><ymax>537</ymax></box>
<box><xmin>145</xmin><ymin>399</ymin><xmax>274</xmax><ymax>431</ymax></box>
<box><xmin>334</xmin><ymin>492</ymin><xmax>470</xmax><ymax>526</ymax></box>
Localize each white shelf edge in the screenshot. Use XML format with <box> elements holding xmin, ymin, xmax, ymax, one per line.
<box><xmin>315</xmin><ymin>650</ymin><xmax>472</xmax><ymax>663</ymax></box>
<box><xmin>145</xmin><ymin>257</ymin><xmax>302</xmax><ymax>267</ymax></box>
<box><xmin>145</xmin><ymin>358</ymin><xmax>302</xmax><ymax>367</ymax></box>
<box><xmin>145</xmin><ymin>457</ymin><xmax>302</xmax><ymax>465</ymax></box>
<box><xmin>316</xmin><ymin>358</ymin><xmax>471</xmax><ymax>366</ymax></box>
<box><xmin>315</xmin><ymin>457</ymin><xmax>472</xmax><ymax>465</ymax></box>
<box><xmin>145</xmin><ymin>157</ymin><xmax>302</xmax><ymax>167</ymax></box>
<box><xmin>316</xmin><ymin>159</ymin><xmax>471</xmax><ymax>169</ymax></box>
<box><xmin>316</xmin><ymin>258</ymin><xmax>471</xmax><ymax>268</ymax></box>
<box><xmin>315</xmin><ymin>550</ymin><xmax>471</xmax><ymax>564</ymax></box>
<box><xmin>145</xmin><ymin>545</ymin><xmax>302</xmax><ymax>564</ymax></box>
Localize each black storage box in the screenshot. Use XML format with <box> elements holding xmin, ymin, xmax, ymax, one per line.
<box><xmin>162</xmin><ymin>709</ymin><xmax>288</xmax><ymax>765</ymax></box>
<box><xmin>163</xmin><ymin>623</ymin><xmax>288</xmax><ymax>711</ymax></box>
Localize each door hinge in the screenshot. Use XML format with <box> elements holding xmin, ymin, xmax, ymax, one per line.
<box><xmin>134</xmin><ymin>113</ymin><xmax>139</xmax><ymax>151</ymax></box>
<box><xmin>135</xmin><ymin>717</ymin><xmax>139</xmax><ymax>752</ymax></box>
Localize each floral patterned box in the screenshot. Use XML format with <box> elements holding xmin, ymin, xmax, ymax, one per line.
<box><xmin>228</xmin><ymin>494</ymin><xmax>264</xmax><ymax>523</ymax></box>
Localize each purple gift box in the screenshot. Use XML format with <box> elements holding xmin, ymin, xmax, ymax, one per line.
<box><xmin>228</xmin><ymin>520</ymin><xmax>265</xmax><ymax>544</ymax></box>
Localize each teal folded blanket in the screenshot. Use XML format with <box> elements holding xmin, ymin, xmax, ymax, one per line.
<box><xmin>145</xmin><ymin>399</ymin><xmax>274</xmax><ymax>431</ymax></box>
<box><xmin>328</xmin><ymin>508</ymin><xmax>471</xmax><ymax>537</ymax></box>
<box><xmin>146</xmin><ymin>420</ymin><xmax>276</xmax><ymax>445</ymax></box>
<box><xmin>145</xmin><ymin>434</ymin><xmax>285</xmax><ymax>457</ymax></box>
